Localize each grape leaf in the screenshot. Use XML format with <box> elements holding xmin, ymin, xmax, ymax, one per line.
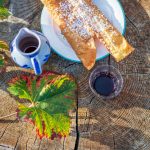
<box><xmin>8</xmin><ymin>72</ymin><xmax>77</xmax><ymax>139</ymax></box>
<box><xmin>0</xmin><ymin>0</ymin><xmax>10</xmax><ymax>19</ymax></box>
<box><xmin>0</xmin><ymin>40</ymin><xmax>9</xmax><ymax>50</ymax></box>
<box><xmin>0</xmin><ymin>0</ymin><xmax>5</xmax><ymax>7</ymax></box>
<box><xmin>0</xmin><ymin>6</ymin><xmax>10</xmax><ymax>19</ymax></box>
<box><xmin>0</xmin><ymin>40</ymin><xmax>8</xmax><ymax>69</ymax></box>
<box><xmin>7</xmin><ymin>75</ymin><xmax>32</xmax><ymax>101</ymax></box>
<box><xmin>0</xmin><ymin>55</ymin><xmax>4</xmax><ymax>67</ymax></box>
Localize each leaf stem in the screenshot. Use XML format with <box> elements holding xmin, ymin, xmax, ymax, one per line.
<box><xmin>0</xmin><ymin>102</ymin><xmax>37</xmax><ymax>120</ymax></box>
<box><xmin>0</xmin><ymin>112</ymin><xmax>17</xmax><ymax>120</ymax></box>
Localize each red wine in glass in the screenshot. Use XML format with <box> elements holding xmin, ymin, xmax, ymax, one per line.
<box><xmin>93</xmin><ymin>56</ymin><xmax>114</xmax><ymax>97</ymax></box>
<box><xmin>93</xmin><ymin>72</ymin><xmax>115</xmax><ymax>96</ymax></box>
<box><xmin>89</xmin><ymin>65</ymin><xmax>123</xmax><ymax>99</ymax></box>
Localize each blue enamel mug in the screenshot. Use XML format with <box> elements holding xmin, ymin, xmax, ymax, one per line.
<box><xmin>10</xmin><ymin>27</ymin><xmax>51</xmax><ymax>75</ymax></box>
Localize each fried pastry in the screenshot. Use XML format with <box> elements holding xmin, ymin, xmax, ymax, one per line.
<box><xmin>85</xmin><ymin>0</ymin><xmax>134</xmax><ymax>62</ymax></box>
<box><xmin>41</xmin><ymin>0</ymin><xmax>96</xmax><ymax>70</ymax></box>
<box><xmin>41</xmin><ymin>0</ymin><xmax>134</xmax><ymax>69</ymax></box>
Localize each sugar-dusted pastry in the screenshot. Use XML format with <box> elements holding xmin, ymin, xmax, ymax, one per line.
<box><xmin>41</xmin><ymin>0</ymin><xmax>134</xmax><ymax>69</ymax></box>
<box><xmin>41</xmin><ymin>0</ymin><xmax>96</xmax><ymax>70</ymax></box>
<box><xmin>84</xmin><ymin>0</ymin><xmax>134</xmax><ymax>62</ymax></box>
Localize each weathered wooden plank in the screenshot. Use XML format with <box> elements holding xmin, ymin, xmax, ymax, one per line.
<box><xmin>77</xmin><ymin>74</ymin><xmax>150</xmax><ymax>150</ymax></box>
<box><xmin>0</xmin><ymin>0</ymin><xmax>150</xmax><ymax>149</ymax></box>
<box><xmin>0</xmin><ymin>69</ymin><xmax>77</xmax><ymax>150</ymax></box>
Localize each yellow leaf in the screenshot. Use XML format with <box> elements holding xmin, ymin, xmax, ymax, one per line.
<box><xmin>0</xmin><ymin>40</ymin><xmax>9</xmax><ymax>51</ymax></box>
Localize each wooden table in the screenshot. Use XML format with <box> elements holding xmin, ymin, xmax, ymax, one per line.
<box><xmin>0</xmin><ymin>0</ymin><xmax>150</xmax><ymax>149</ymax></box>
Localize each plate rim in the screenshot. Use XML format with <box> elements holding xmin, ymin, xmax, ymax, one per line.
<box><xmin>40</xmin><ymin>0</ymin><xmax>126</xmax><ymax>63</ymax></box>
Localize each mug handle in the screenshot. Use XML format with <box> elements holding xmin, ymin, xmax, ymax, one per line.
<box><xmin>31</xmin><ymin>56</ymin><xmax>42</xmax><ymax>75</ymax></box>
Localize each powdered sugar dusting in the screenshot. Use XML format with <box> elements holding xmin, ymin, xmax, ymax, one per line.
<box><xmin>56</xmin><ymin>0</ymin><xmax>109</xmax><ymax>39</ymax></box>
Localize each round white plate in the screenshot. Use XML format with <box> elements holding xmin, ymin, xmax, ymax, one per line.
<box><xmin>41</xmin><ymin>0</ymin><xmax>126</xmax><ymax>62</ymax></box>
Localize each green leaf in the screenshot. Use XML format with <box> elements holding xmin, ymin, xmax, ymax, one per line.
<box><xmin>0</xmin><ymin>56</ymin><xmax>4</xmax><ymax>67</ymax></box>
<box><xmin>0</xmin><ymin>0</ymin><xmax>4</xmax><ymax>6</ymax></box>
<box><xmin>0</xmin><ymin>6</ymin><xmax>10</xmax><ymax>19</ymax></box>
<box><xmin>0</xmin><ymin>40</ymin><xmax>9</xmax><ymax>50</ymax></box>
<box><xmin>8</xmin><ymin>72</ymin><xmax>77</xmax><ymax>139</ymax></box>
<box><xmin>0</xmin><ymin>54</ymin><xmax>5</xmax><ymax>68</ymax></box>
<box><xmin>8</xmin><ymin>76</ymin><xmax>32</xmax><ymax>101</ymax></box>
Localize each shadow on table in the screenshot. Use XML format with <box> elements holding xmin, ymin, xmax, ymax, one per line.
<box><xmin>8</xmin><ymin>0</ymin><xmax>42</xmax><ymax>23</ymax></box>
<box><xmin>0</xmin><ymin>21</ymin><xmax>27</xmax><ymax>43</ymax></box>
<box><xmin>77</xmin><ymin>70</ymin><xmax>150</xmax><ymax>149</ymax></box>
<box><xmin>0</xmin><ymin>0</ymin><xmax>42</xmax><ymax>42</ymax></box>
<box><xmin>0</xmin><ymin>119</ymin><xmax>19</xmax><ymax>124</ymax></box>
<box><xmin>78</xmin><ymin>125</ymin><xmax>150</xmax><ymax>150</ymax></box>
<box><xmin>0</xmin><ymin>69</ymin><xmax>77</xmax><ymax>150</ymax></box>
<box><xmin>77</xmin><ymin>77</ymin><xmax>150</xmax><ymax>150</ymax></box>
<box><xmin>0</xmin><ymin>70</ymin><xmax>33</xmax><ymax>103</ymax></box>
<box><xmin>77</xmin><ymin>0</ymin><xmax>150</xmax><ymax>148</ymax></box>
<box><xmin>0</xmin><ymin>0</ymin><xmax>149</xmax><ymax>149</ymax></box>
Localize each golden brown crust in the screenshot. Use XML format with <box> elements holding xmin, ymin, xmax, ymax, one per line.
<box><xmin>62</xmin><ymin>28</ymin><xmax>96</xmax><ymax>70</ymax></box>
<box><xmin>41</xmin><ymin>0</ymin><xmax>134</xmax><ymax>68</ymax></box>
<box><xmin>86</xmin><ymin>1</ymin><xmax>134</xmax><ymax>62</ymax></box>
<box><xmin>41</xmin><ymin>0</ymin><xmax>96</xmax><ymax>70</ymax></box>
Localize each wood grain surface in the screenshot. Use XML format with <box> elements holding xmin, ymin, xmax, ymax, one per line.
<box><xmin>0</xmin><ymin>0</ymin><xmax>150</xmax><ymax>149</ymax></box>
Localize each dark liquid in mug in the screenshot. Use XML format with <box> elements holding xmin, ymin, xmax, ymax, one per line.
<box><xmin>93</xmin><ymin>73</ymin><xmax>115</xmax><ymax>96</ymax></box>
<box><xmin>24</xmin><ymin>46</ymin><xmax>37</xmax><ymax>53</ymax></box>
<box><xmin>19</xmin><ymin>36</ymin><xmax>38</xmax><ymax>54</ymax></box>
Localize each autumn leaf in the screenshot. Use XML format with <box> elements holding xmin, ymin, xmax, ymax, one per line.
<box><xmin>0</xmin><ymin>0</ymin><xmax>10</xmax><ymax>19</ymax></box>
<box><xmin>0</xmin><ymin>54</ymin><xmax>4</xmax><ymax>67</ymax></box>
<box><xmin>8</xmin><ymin>72</ymin><xmax>77</xmax><ymax>139</ymax></box>
<box><xmin>0</xmin><ymin>0</ymin><xmax>5</xmax><ymax>6</ymax></box>
<box><xmin>0</xmin><ymin>40</ymin><xmax>8</xmax><ymax>69</ymax></box>
<box><xmin>0</xmin><ymin>6</ymin><xmax>10</xmax><ymax>19</ymax></box>
<box><xmin>0</xmin><ymin>40</ymin><xmax>9</xmax><ymax>51</ymax></box>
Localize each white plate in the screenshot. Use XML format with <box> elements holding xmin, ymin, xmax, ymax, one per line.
<box><xmin>41</xmin><ymin>0</ymin><xmax>126</xmax><ymax>62</ymax></box>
